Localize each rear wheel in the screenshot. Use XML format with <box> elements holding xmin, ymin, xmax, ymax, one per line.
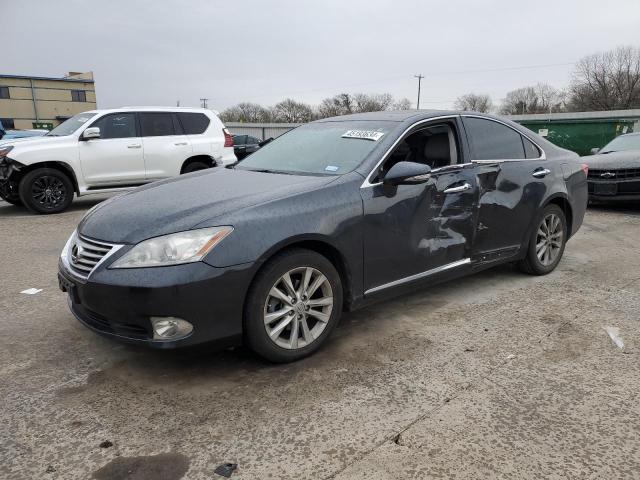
<box><xmin>244</xmin><ymin>249</ymin><xmax>343</xmax><ymax>362</ymax></box>
<box><xmin>0</xmin><ymin>180</ymin><xmax>22</xmax><ymax>205</ymax></box>
<box><xmin>518</xmin><ymin>204</ymin><xmax>567</xmax><ymax>275</ymax></box>
<box><xmin>182</xmin><ymin>161</ymin><xmax>210</xmax><ymax>174</ymax></box>
<box><xmin>19</xmin><ymin>168</ymin><xmax>74</xmax><ymax>214</ymax></box>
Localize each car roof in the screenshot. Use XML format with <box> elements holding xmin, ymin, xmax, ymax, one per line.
<box><xmin>82</xmin><ymin>107</ymin><xmax>219</xmax><ymax>115</ymax></box>
<box><xmin>311</xmin><ymin>109</ymin><xmax>516</xmax><ymax>123</ymax></box>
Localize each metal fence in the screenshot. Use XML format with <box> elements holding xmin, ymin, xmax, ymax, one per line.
<box><xmin>225</xmin><ymin>122</ymin><xmax>300</xmax><ymax>140</ymax></box>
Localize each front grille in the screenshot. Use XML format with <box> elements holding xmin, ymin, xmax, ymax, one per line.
<box><xmin>588</xmin><ymin>168</ymin><xmax>640</xmax><ymax>180</ymax></box>
<box><xmin>69</xmin><ymin>235</ymin><xmax>118</xmax><ymax>278</ymax></box>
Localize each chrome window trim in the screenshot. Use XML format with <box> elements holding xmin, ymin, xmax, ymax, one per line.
<box><xmin>360</xmin><ymin>115</ymin><xmax>460</xmax><ymax>188</ymax></box>
<box><xmin>364</xmin><ymin>258</ymin><xmax>471</xmax><ymax>295</ymax></box>
<box><xmin>460</xmin><ymin>114</ymin><xmax>547</xmax><ymax>162</ymax></box>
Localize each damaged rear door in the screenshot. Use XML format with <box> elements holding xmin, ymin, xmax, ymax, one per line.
<box><xmin>361</xmin><ymin>117</ymin><xmax>479</xmax><ymax>295</ymax></box>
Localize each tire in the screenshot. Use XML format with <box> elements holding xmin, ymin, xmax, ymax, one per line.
<box><xmin>19</xmin><ymin>168</ymin><xmax>74</xmax><ymax>214</ymax></box>
<box><xmin>244</xmin><ymin>248</ymin><xmax>343</xmax><ymax>363</ymax></box>
<box><xmin>0</xmin><ymin>180</ymin><xmax>22</xmax><ymax>205</ymax></box>
<box><xmin>182</xmin><ymin>161</ymin><xmax>210</xmax><ymax>174</ymax></box>
<box><xmin>517</xmin><ymin>204</ymin><xmax>567</xmax><ymax>275</ymax></box>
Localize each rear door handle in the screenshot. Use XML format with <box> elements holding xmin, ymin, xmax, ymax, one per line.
<box><xmin>174</xmin><ymin>142</ymin><xmax>188</xmax><ymax>146</ymax></box>
<box><xmin>532</xmin><ymin>168</ymin><xmax>551</xmax><ymax>178</ymax></box>
<box><xmin>127</xmin><ymin>144</ymin><xmax>141</xmax><ymax>149</ymax></box>
<box><xmin>444</xmin><ymin>182</ymin><xmax>472</xmax><ymax>194</ymax></box>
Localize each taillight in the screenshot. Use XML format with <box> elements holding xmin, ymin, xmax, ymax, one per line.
<box><xmin>581</xmin><ymin>163</ymin><xmax>589</xmax><ymax>177</ymax></box>
<box><xmin>223</xmin><ymin>128</ymin><xmax>233</xmax><ymax>147</ymax></box>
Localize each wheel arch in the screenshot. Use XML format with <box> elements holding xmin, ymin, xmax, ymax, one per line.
<box><xmin>544</xmin><ymin>194</ymin><xmax>573</xmax><ymax>238</ymax></box>
<box><xmin>180</xmin><ymin>155</ymin><xmax>216</xmax><ymax>174</ymax></box>
<box><xmin>16</xmin><ymin>161</ymin><xmax>80</xmax><ymax>195</ymax></box>
<box><xmin>247</xmin><ymin>235</ymin><xmax>355</xmax><ymax>311</ymax></box>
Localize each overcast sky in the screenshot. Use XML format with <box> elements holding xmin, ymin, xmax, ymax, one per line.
<box><xmin>4</xmin><ymin>0</ymin><xmax>640</xmax><ymax>111</ymax></box>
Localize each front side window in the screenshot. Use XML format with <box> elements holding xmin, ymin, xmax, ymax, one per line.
<box><xmin>0</xmin><ymin>86</ymin><xmax>9</xmax><ymax>99</ymax></box>
<box><xmin>90</xmin><ymin>113</ymin><xmax>137</xmax><ymax>139</ymax></box>
<box><xmin>140</xmin><ymin>113</ymin><xmax>176</xmax><ymax>137</ymax></box>
<box><xmin>47</xmin><ymin>112</ymin><xmax>97</xmax><ymax>137</ymax></box>
<box><xmin>233</xmin><ymin>135</ymin><xmax>247</xmax><ymax>146</ymax></box>
<box><xmin>71</xmin><ymin>90</ymin><xmax>87</xmax><ymax>102</ymax></box>
<box><xmin>463</xmin><ymin>117</ymin><xmax>525</xmax><ymax>160</ymax></box>
<box><xmin>237</xmin><ymin>121</ymin><xmax>396</xmax><ymax>176</ymax></box>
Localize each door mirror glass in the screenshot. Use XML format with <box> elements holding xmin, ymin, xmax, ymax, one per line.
<box><xmin>383</xmin><ymin>161</ymin><xmax>431</xmax><ymax>186</ymax></box>
<box><xmin>590</xmin><ymin>147</ymin><xmax>600</xmax><ymax>155</ymax></box>
<box><xmin>82</xmin><ymin>127</ymin><xmax>101</xmax><ymax>140</ymax></box>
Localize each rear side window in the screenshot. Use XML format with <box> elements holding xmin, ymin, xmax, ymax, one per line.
<box><xmin>140</xmin><ymin>113</ymin><xmax>177</xmax><ymax>137</ymax></box>
<box><xmin>177</xmin><ymin>112</ymin><xmax>210</xmax><ymax>134</ymax></box>
<box><xmin>522</xmin><ymin>136</ymin><xmax>541</xmax><ymax>158</ymax></box>
<box><xmin>233</xmin><ymin>135</ymin><xmax>247</xmax><ymax>145</ymax></box>
<box><xmin>463</xmin><ymin>117</ymin><xmax>525</xmax><ymax>160</ymax></box>
<box><xmin>247</xmin><ymin>136</ymin><xmax>261</xmax><ymax>144</ymax></box>
<box><xmin>91</xmin><ymin>113</ymin><xmax>137</xmax><ymax>139</ymax></box>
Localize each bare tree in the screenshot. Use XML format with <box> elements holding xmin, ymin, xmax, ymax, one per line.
<box><xmin>272</xmin><ymin>98</ymin><xmax>314</xmax><ymax>123</ymax></box>
<box><xmin>391</xmin><ymin>98</ymin><xmax>412</xmax><ymax>110</ymax></box>
<box><xmin>352</xmin><ymin>93</ymin><xmax>394</xmax><ymax>112</ymax></box>
<box><xmin>454</xmin><ymin>93</ymin><xmax>493</xmax><ymax>113</ymax></box>
<box><xmin>318</xmin><ymin>93</ymin><xmax>355</xmax><ymax>117</ymax></box>
<box><xmin>220</xmin><ymin>102</ymin><xmax>272</xmax><ymax>123</ymax></box>
<box><xmin>500</xmin><ymin>83</ymin><xmax>565</xmax><ymax>114</ymax></box>
<box><xmin>568</xmin><ymin>45</ymin><xmax>640</xmax><ymax>111</ymax></box>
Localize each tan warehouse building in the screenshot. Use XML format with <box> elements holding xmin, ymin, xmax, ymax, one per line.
<box><xmin>0</xmin><ymin>71</ymin><xmax>97</xmax><ymax>130</ymax></box>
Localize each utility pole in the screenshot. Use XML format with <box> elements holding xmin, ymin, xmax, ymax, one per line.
<box><xmin>200</xmin><ymin>98</ymin><xmax>209</xmax><ymax>109</ymax></box>
<box><xmin>176</xmin><ymin>100</ymin><xmax>180</xmax><ymax>107</ymax></box>
<box><xmin>414</xmin><ymin>74</ymin><xmax>424</xmax><ymax>110</ymax></box>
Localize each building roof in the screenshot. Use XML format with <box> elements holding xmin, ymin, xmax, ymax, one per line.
<box><xmin>0</xmin><ymin>73</ymin><xmax>94</xmax><ymax>84</ymax></box>
<box><xmin>509</xmin><ymin>109</ymin><xmax>640</xmax><ymax>122</ymax></box>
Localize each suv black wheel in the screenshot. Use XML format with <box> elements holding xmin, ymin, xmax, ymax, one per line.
<box><xmin>182</xmin><ymin>161</ymin><xmax>210</xmax><ymax>174</ymax></box>
<box><xmin>19</xmin><ymin>168</ymin><xmax>74</xmax><ymax>214</ymax></box>
<box><xmin>518</xmin><ymin>204</ymin><xmax>567</xmax><ymax>275</ymax></box>
<box><xmin>244</xmin><ymin>249</ymin><xmax>343</xmax><ymax>363</ymax></box>
<box><xmin>0</xmin><ymin>180</ymin><xmax>22</xmax><ymax>205</ymax></box>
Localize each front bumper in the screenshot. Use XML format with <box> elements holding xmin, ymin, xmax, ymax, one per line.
<box><xmin>588</xmin><ymin>178</ymin><xmax>640</xmax><ymax>200</ymax></box>
<box><xmin>58</xmin><ymin>259</ymin><xmax>255</xmax><ymax>349</ymax></box>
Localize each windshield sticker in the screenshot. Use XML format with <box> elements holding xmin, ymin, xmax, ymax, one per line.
<box><xmin>342</xmin><ymin>130</ymin><xmax>385</xmax><ymax>141</ymax></box>
<box><xmin>325</xmin><ymin>165</ymin><xmax>339</xmax><ymax>172</ymax></box>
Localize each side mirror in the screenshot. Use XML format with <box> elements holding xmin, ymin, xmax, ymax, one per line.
<box><xmin>258</xmin><ymin>137</ymin><xmax>274</xmax><ymax>147</ymax></box>
<box><xmin>82</xmin><ymin>127</ymin><xmax>100</xmax><ymax>140</ymax></box>
<box><xmin>382</xmin><ymin>161</ymin><xmax>432</xmax><ymax>186</ymax></box>
<box><xmin>590</xmin><ymin>147</ymin><xmax>600</xmax><ymax>155</ymax></box>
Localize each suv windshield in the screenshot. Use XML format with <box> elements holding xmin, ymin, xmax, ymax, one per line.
<box><xmin>236</xmin><ymin>121</ymin><xmax>396</xmax><ymax>175</ymax></box>
<box><xmin>46</xmin><ymin>112</ymin><xmax>97</xmax><ymax>137</ymax></box>
<box><xmin>600</xmin><ymin>134</ymin><xmax>640</xmax><ymax>153</ymax></box>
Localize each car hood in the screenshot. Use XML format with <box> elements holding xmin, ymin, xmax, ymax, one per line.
<box><xmin>583</xmin><ymin>150</ymin><xmax>640</xmax><ymax>169</ymax></box>
<box><xmin>79</xmin><ymin>167</ymin><xmax>339</xmax><ymax>244</ymax></box>
<box><xmin>0</xmin><ymin>135</ymin><xmax>67</xmax><ymax>148</ymax></box>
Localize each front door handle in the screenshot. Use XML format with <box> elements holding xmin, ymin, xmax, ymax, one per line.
<box><xmin>444</xmin><ymin>182</ymin><xmax>472</xmax><ymax>194</ymax></box>
<box><xmin>532</xmin><ymin>168</ymin><xmax>551</xmax><ymax>178</ymax></box>
<box><xmin>127</xmin><ymin>144</ymin><xmax>141</xmax><ymax>149</ymax></box>
<box><xmin>174</xmin><ymin>142</ymin><xmax>188</xmax><ymax>146</ymax></box>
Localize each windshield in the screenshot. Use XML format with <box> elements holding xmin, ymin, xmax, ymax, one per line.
<box><xmin>46</xmin><ymin>112</ymin><xmax>97</xmax><ymax>137</ymax></box>
<box><xmin>600</xmin><ymin>134</ymin><xmax>640</xmax><ymax>153</ymax></box>
<box><xmin>236</xmin><ymin>121</ymin><xmax>396</xmax><ymax>175</ymax></box>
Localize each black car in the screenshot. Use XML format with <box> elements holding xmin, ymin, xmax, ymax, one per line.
<box><xmin>58</xmin><ymin>111</ymin><xmax>588</xmax><ymax>362</ymax></box>
<box><xmin>232</xmin><ymin>134</ymin><xmax>262</xmax><ymax>160</ymax></box>
<box><xmin>583</xmin><ymin>133</ymin><xmax>640</xmax><ymax>201</ymax></box>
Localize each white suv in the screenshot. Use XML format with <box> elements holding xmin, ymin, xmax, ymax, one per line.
<box><xmin>0</xmin><ymin>107</ymin><xmax>236</xmax><ymax>214</ymax></box>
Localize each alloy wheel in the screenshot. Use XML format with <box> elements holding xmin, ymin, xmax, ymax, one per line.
<box><xmin>536</xmin><ymin>213</ymin><xmax>563</xmax><ymax>266</ymax></box>
<box><xmin>263</xmin><ymin>266</ymin><xmax>333</xmax><ymax>350</ymax></box>
<box><xmin>32</xmin><ymin>176</ymin><xmax>66</xmax><ymax>210</ymax></box>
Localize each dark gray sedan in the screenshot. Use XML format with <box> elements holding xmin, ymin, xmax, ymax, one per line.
<box><xmin>58</xmin><ymin>110</ymin><xmax>588</xmax><ymax>362</ymax></box>
<box><xmin>584</xmin><ymin>133</ymin><xmax>640</xmax><ymax>201</ymax></box>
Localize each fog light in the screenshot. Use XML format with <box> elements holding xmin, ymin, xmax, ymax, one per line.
<box><xmin>150</xmin><ymin>317</ymin><xmax>193</xmax><ymax>341</ymax></box>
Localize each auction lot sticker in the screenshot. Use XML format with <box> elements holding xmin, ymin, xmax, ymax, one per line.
<box><xmin>342</xmin><ymin>130</ymin><xmax>385</xmax><ymax>141</ymax></box>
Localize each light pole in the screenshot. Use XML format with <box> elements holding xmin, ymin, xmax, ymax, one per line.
<box><xmin>414</xmin><ymin>74</ymin><xmax>424</xmax><ymax>110</ymax></box>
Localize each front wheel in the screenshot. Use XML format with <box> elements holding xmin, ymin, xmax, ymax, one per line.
<box><xmin>518</xmin><ymin>204</ymin><xmax>567</xmax><ymax>275</ymax></box>
<box><xmin>244</xmin><ymin>249</ymin><xmax>343</xmax><ymax>362</ymax></box>
<box><xmin>0</xmin><ymin>180</ymin><xmax>22</xmax><ymax>205</ymax></box>
<box><xmin>19</xmin><ymin>168</ymin><xmax>74</xmax><ymax>214</ymax></box>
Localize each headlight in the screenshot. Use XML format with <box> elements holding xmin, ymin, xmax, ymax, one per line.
<box><xmin>0</xmin><ymin>145</ymin><xmax>13</xmax><ymax>158</ymax></box>
<box><xmin>110</xmin><ymin>226</ymin><xmax>233</xmax><ymax>268</ymax></box>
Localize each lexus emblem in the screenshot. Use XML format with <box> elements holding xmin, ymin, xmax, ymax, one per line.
<box><xmin>71</xmin><ymin>243</ymin><xmax>83</xmax><ymax>262</ymax></box>
<box><xmin>600</xmin><ymin>172</ymin><xmax>616</xmax><ymax>179</ymax></box>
